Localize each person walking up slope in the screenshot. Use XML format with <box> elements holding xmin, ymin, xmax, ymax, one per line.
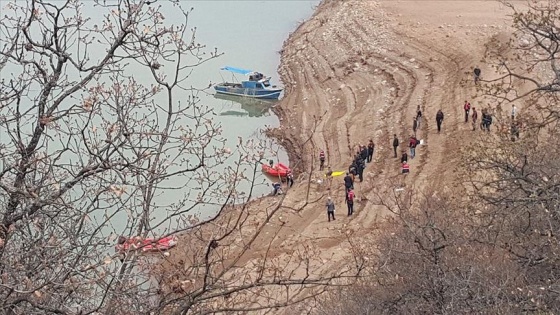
<box><xmin>346</xmin><ymin>189</ymin><xmax>355</xmax><ymax>216</ymax></box>
<box><xmin>472</xmin><ymin>107</ymin><xmax>478</xmax><ymax>131</ymax></box>
<box><xmin>416</xmin><ymin>105</ymin><xmax>423</xmax><ymax>128</ymax></box>
<box><xmin>367</xmin><ymin>140</ymin><xmax>375</xmax><ymax>163</ymax></box>
<box><xmin>436</xmin><ymin>109</ymin><xmax>444</xmax><ymax>133</ymax></box>
<box><xmin>326</xmin><ymin>197</ymin><xmax>335</xmax><ymax>222</ymax></box>
<box><xmin>319</xmin><ymin>150</ymin><xmax>326</xmax><ymax>171</ymax></box>
<box><xmin>392</xmin><ymin>134</ymin><xmax>399</xmax><ymax>158</ymax></box>
<box><xmin>409</xmin><ymin>135</ymin><xmax>417</xmax><ymax>159</ymax></box>
<box><xmin>464</xmin><ymin>101</ymin><xmax>471</xmax><ymax>123</ymax></box>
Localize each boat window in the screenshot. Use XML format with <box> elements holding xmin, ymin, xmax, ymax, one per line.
<box><xmin>262</xmin><ymin>81</ymin><xmax>270</xmax><ymax>87</ymax></box>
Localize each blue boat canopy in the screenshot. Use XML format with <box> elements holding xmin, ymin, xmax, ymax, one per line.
<box><xmin>221</xmin><ymin>66</ymin><xmax>253</xmax><ymax>75</ymax></box>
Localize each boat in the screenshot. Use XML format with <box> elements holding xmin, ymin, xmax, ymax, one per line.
<box><xmin>214</xmin><ymin>93</ymin><xmax>276</xmax><ymax>117</ymax></box>
<box><xmin>262</xmin><ymin>162</ymin><xmax>291</xmax><ymax>177</ymax></box>
<box><xmin>214</xmin><ymin>66</ymin><xmax>283</xmax><ymax>100</ymax></box>
<box><xmin>115</xmin><ymin>235</ymin><xmax>178</xmax><ymax>253</ymax></box>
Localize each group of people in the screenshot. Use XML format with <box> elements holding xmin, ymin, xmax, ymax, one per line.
<box><xmin>323</xmin><ymin>102</ymin><xmax>523</xmax><ymax>221</ymax></box>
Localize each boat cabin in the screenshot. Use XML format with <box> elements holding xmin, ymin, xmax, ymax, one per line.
<box><xmin>248</xmin><ymin>72</ymin><xmax>264</xmax><ymax>81</ymax></box>
<box><xmin>242</xmin><ymin>78</ymin><xmax>271</xmax><ymax>89</ymax></box>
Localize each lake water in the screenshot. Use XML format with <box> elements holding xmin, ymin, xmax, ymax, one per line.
<box><xmin>0</xmin><ymin>0</ymin><xmax>320</xmax><ymax>238</ymax></box>
<box><xmin>113</xmin><ymin>1</ymin><xmax>321</xmax><ymax>233</ymax></box>
<box><xmin>182</xmin><ymin>1</ymin><xmax>320</xmax><ymax>198</ymax></box>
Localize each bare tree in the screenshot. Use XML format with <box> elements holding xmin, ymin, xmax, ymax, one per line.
<box><xmin>317</xmin><ymin>188</ymin><xmax>526</xmax><ymax>314</ymax></box>
<box><xmin>479</xmin><ymin>1</ymin><xmax>560</xmax><ymax>126</ymax></box>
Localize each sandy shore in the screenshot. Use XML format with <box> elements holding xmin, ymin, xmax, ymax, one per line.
<box><xmin>267</xmin><ymin>0</ymin><xmax>511</xmax><ymax>265</ymax></box>
<box><xmin>164</xmin><ymin>0</ymin><xmax>515</xmax><ymax>311</ymax></box>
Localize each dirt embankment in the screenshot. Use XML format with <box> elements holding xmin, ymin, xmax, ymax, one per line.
<box><xmin>165</xmin><ymin>0</ymin><xmax>514</xmax><ymax>310</ymax></box>
<box><xmin>269</xmin><ymin>0</ymin><xmax>511</xmax><ymax>235</ymax></box>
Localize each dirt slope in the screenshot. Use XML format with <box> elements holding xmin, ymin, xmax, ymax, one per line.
<box><xmin>267</xmin><ymin>1</ymin><xmax>499</xmax><ymax>234</ymax></box>
<box><xmin>261</xmin><ymin>0</ymin><xmax>512</xmax><ymax>291</ymax></box>
<box><xmin>165</xmin><ymin>0</ymin><xmax>515</xmax><ymax>311</ymax></box>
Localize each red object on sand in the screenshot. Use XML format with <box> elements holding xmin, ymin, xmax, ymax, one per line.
<box><xmin>262</xmin><ymin>163</ymin><xmax>291</xmax><ymax>177</ymax></box>
<box><xmin>115</xmin><ymin>235</ymin><xmax>178</xmax><ymax>253</ymax></box>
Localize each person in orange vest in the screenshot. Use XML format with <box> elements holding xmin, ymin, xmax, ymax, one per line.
<box><xmin>402</xmin><ymin>161</ymin><xmax>410</xmax><ymax>174</ymax></box>
<box><xmin>319</xmin><ymin>150</ymin><xmax>326</xmax><ymax>171</ymax></box>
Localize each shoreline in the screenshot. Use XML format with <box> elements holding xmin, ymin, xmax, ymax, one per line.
<box><xmin>162</xmin><ymin>0</ymin><xmax>515</xmax><ymax>311</ymax></box>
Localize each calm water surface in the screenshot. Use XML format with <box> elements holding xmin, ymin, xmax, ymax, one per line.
<box><xmin>187</xmin><ymin>0</ymin><xmax>319</xmax><ymax>197</ymax></box>
<box><xmin>0</xmin><ymin>0</ymin><xmax>320</xmax><ymax>235</ymax></box>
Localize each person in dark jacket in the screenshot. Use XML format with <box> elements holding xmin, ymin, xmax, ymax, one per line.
<box><xmin>412</xmin><ymin>117</ymin><xmax>418</xmax><ymax>137</ymax></box>
<box><xmin>326</xmin><ymin>197</ymin><xmax>335</xmax><ymax>222</ymax></box>
<box><xmin>472</xmin><ymin>107</ymin><xmax>478</xmax><ymax>131</ymax></box>
<box><xmin>416</xmin><ymin>105</ymin><xmax>423</xmax><ymax>128</ymax></box>
<box><xmin>401</xmin><ymin>151</ymin><xmax>408</xmax><ymax>164</ymax></box>
<box><xmin>360</xmin><ymin>145</ymin><xmax>368</xmax><ymax>162</ymax></box>
<box><xmin>481</xmin><ymin>110</ymin><xmax>492</xmax><ymax>132</ymax></box>
<box><xmin>474</xmin><ymin>66</ymin><xmax>481</xmax><ymax>84</ymax></box>
<box><xmin>286</xmin><ymin>170</ymin><xmax>294</xmax><ymax>188</ymax></box>
<box><xmin>356</xmin><ymin>159</ymin><xmax>365</xmax><ymax>182</ymax></box>
<box><xmin>367</xmin><ymin>140</ymin><xmax>375</xmax><ymax>163</ymax></box>
<box><xmin>392</xmin><ymin>134</ymin><xmax>399</xmax><ymax>158</ymax></box>
<box><xmin>343</xmin><ymin>172</ymin><xmax>354</xmax><ymax>192</ymax></box>
<box><xmin>436</xmin><ymin>109</ymin><xmax>444</xmax><ymax>133</ymax></box>
<box><xmin>463</xmin><ymin>101</ymin><xmax>471</xmax><ymax>123</ymax></box>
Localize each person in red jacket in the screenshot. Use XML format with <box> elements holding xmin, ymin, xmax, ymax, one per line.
<box><xmin>346</xmin><ymin>189</ymin><xmax>355</xmax><ymax>216</ymax></box>
<box><xmin>319</xmin><ymin>150</ymin><xmax>326</xmax><ymax>171</ymax></box>
<box><xmin>464</xmin><ymin>101</ymin><xmax>471</xmax><ymax>123</ymax></box>
<box><xmin>402</xmin><ymin>161</ymin><xmax>410</xmax><ymax>174</ymax></box>
<box><xmin>409</xmin><ymin>135</ymin><xmax>418</xmax><ymax>159</ymax></box>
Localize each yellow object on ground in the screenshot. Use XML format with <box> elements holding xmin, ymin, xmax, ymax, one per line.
<box><xmin>325</xmin><ymin>171</ymin><xmax>345</xmax><ymax>177</ymax></box>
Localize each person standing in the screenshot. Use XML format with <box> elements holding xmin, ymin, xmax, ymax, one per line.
<box><xmin>471</xmin><ymin>107</ymin><xmax>478</xmax><ymax>131</ymax></box>
<box><xmin>319</xmin><ymin>150</ymin><xmax>326</xmax><ymax>171</ymax></box>
<box><xmin>392</xmin><ymin>134</ymin><xmax>399</xmax><ymax>158</ymax></box>
<box><xmin>474</xmin><ymin>66</ymin><xmax>481</xmax><ymax>84</ymax></box>
<box><xmin>326</xmin><ymin>197</ymin><xmax>335</xmax><ymax>222</ymax></box>
<box><xmin>286</xmin><ymin>170</ymin><xmax>294</xmax><ymax>188</ymax></box>
<box><xmin>343</xmin><ymin>172</ymin><xmax>353</xmax><ymax>192</ymax></box>
<box><xmin>360</xmin><ymin>145</ymin><xmax>368</xmax><ymax>162</ymax></box>
<box><xmin>367</xmin><ymin>140</ymin><xmax>375</xmax><ymax>163</ymax></box>
<box><xmin>481</xmin><ymin>109</ymin><xmax>487</xmax><ymax>130</ymax></box>
<box><xmin>356</xmin><ymin>159</ymin><xmax>365</xmax><ymax>182</ymax></box>
<box><xmin>325</xmin><ymin>166</ymin><xmax>333</xmax><ymax>190</ymax></box>
<box><xmin>346</xmin><ymin>189</ymin><xmax>355</xmax><ymax>216</ymax></box>
<box><xmin>412</xmin><ymin>117</ymin><xmax>418</xmax><ymax>137</ymax></box>
<box><xmin>511</xmin><ymin>104</ymin><xmax>516</xmax><ymax>120</ymax></box>
<box><xmin>464</xmin><ymin>101</ymin><xmax>471</xmax><ymax>123</ymax></box>
<box><xmin>486</xmin><ymin>112</ymin><xmax>493</xmax><ymax>132</ymax></box>
<box><xmin>409</xmin><ymin>135</ymin><xmax>417</xmax><ymax>159</ymax></box>
<box><xmin>416</xmin><ymin>105</ymin><xmax>423</xmax><ymax>128</ymax></box>
<box><xmin>436</xmin><ymin>109</ymin><xmax>444</xmax><ymax>133</ymax></box>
